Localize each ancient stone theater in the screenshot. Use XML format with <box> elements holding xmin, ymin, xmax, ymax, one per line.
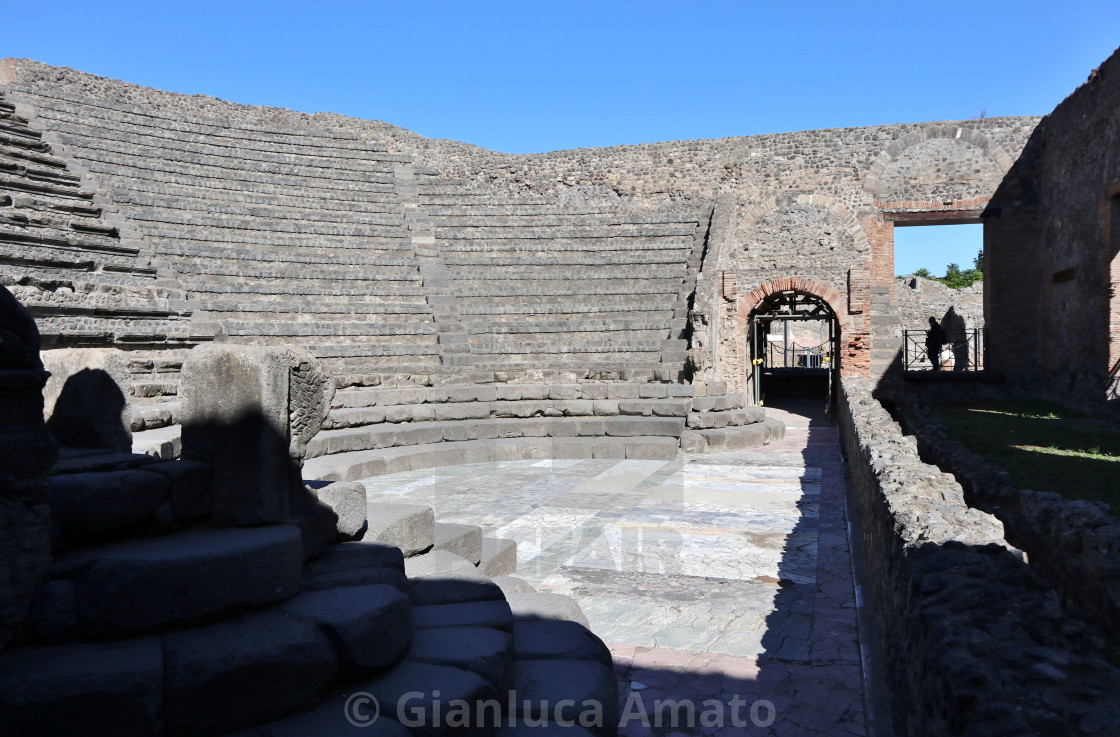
<box><xmin>0</xmin><ymin>48</ymin><xmax>1118</xmax><ymax>737</ymax></box>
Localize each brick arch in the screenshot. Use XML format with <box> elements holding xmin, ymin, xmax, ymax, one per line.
<box><xmin>737</xmin><ymin>277</ymin><xmax>843</xmax><ymax>319</ymax></box>
<box><xmin>730</xmin><ymin>193</ymin><xmax>871</xmax><ymax>267</ymax></box>
<box><xmin>714</xmin><ymin>273</ymin><xmax>870</xmax><ymax>398</ymax></box>
<box><xmin>861</xmin><ymin>123</ymin><xmax>1015</xmax><ymax>206</ymax></box>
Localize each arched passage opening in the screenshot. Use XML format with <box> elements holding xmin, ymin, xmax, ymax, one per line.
<box><xmin>747</xmin><ymin>289</ymin><xmax>839</xmax><ymax>408</ymax></box>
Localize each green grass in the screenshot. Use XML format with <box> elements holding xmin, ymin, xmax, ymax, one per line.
<box><xmin>934</xmin><ymin>400</ymin><xmax>1120</xmax><ymax>516</ymax></box>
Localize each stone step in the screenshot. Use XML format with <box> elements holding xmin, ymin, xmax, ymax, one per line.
<box><xmin>406</xmin><ymin>625</ymin><xmax>513</xmax><ymax>692</ymax></box>
<box><xmin>361</xmin><ymin>501</ymin><xmax>435</xmax><ymax>558</ymax></box>
<box><xmin>512</xmin><ymin>619</ymin><xmax>612</xmax><ymax>669</ymax></box>
<box><xmin>509</xmin><ymin>659</ymin><xmax>618</xmax><ymax>737</ymax></box>
<box><xmin>691</xmin><ymin>392</ymin><xmax>747</xmax><ymax>412</ymax></box>
<box><xmin>679</xmin><ymin>418</ymin><xmax>786</xmax><ymax>454</ymax></box>
<box><xmin>64</xmin><ymin>524</ymin><xmax>303</xmax><ymax>636</ymax></box>
<box><xmin>306</xmin><ymin>416</ymin><xmax>686</xmax><ymax>458</ymax></box>
<box><xmin>130</xmin><ymin>399</ymin><xmax>180</xmax><ymax>432</ymax></box>
<box><xmin>132</xmin><ymin>424</ymin><xmax>181</xmax><ymax>460</ymax></box>
<box><xmin>48</xmin><ymin>468</ymin><xmax>174</xmax><ymax>545</ymax></box>
<box><xmin>299</xmin><ymin>540</ymin><xmax>407</xmax><ymax>593</ymax></box>
<box><xmin>480</xmin><ymin>537</ymin><xmax>517</xmax><ymax>577</ymax></box>
<box><xmin>324</xmin><ymin>397</ymin><xmax>693</xmax><ymax>430</ymax></box>
<box><xmin>303</xmin><ymin>436</ymin><xmax>680</xmax><ymax>482</ymax></box>
<box><xmin>433</xmin><ymin>522</ymin><xmax>483</xmax><ymax>565</ymax></box>
<box><xmin>405</xmin><ymin>550</ymin><xmax>504</xmax><ymax>607</ymax></box>
<box><xmin>686</xmin><ymin>406</ymin><xmax>766</xmax><ymax>429</ymax></box>
<box><xmin>331</xmin><ymin>382</ymin><xmax>691</xmax><ymax>409</ymax></box>
<box><xmin>162</xmin><ymin>609</ymin><xmax>338</xmax><ymax>735</ymax></box>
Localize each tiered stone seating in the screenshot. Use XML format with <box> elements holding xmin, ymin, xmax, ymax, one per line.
<box><xmin>5</xmin><ymin>86</ymin><xmax>440</xmax><ymax>379</ymax></box>
<box><xmin>419</xmin><ymin>179</ymin><xmax>706</xmax><ymax>376</ymax></box>
<box><xmin>0</xmin><ymin>89</ymin><xmax>194</xmax><ymax>350</ymax></box>
<box><xmin>304</xmin><ymin>380</ymin><xmax>783</xmax><ymax>481</ymax></box>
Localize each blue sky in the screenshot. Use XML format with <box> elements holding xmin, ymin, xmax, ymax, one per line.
<box><xmin>7</xmin><ymin>1</ymin><xmax>1118</xmax><ymax>274</ymax></box>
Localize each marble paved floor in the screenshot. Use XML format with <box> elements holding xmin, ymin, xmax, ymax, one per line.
<box><xmin>360</xmin><ymin>400</ymin><xmax>867</xmax><ymax>735</ymax></box>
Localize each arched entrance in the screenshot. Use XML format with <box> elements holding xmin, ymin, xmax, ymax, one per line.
<box><xmin>747</xmin><ymin>289</ymin><xmax>839</xmax><ymax>408</ymax></box>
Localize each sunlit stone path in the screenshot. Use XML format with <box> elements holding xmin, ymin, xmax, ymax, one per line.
<box><xmin>360</xmin><ymin>402</ymin><xmax>867</xmax><ymax>735</ymax></box>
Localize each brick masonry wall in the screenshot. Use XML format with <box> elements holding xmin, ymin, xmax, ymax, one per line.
<box><xmin>1</xmin><ymin>59</ymin><xmax>1041</xmax><ymax>391</ymax></box>
<box><xmin>986</xmin><ymin>47</ymin><xmax>1120</xmax><ymax>412</ymax></box>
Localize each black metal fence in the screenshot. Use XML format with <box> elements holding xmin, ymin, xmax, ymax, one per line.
<box><xmin>903</xmin><ymin>328</ymin><xmax>984</xmax><ymax>372</ymax></box>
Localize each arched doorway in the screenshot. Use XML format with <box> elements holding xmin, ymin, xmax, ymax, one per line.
<box><xmin>747</xmin><ymin>289</ymin><xmax>839</xmax><ymax>408</ymax></box>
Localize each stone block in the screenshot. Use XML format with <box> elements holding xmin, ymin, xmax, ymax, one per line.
<box><xmin>509</xmin><ymin>660</ymin><xmax>618</xmax><ymax>737</ymax></box>
<box><xmin>281</xmin><ymin>584</ymin><xmax>412</xmax><ymax>674</ymax></box>
<box><xmin>0</xmin><ymin>637</ymin><xmax>163</xmax><ymax>737</ymax></box>
<box><xmin>180</xmin><ymin>344</ymin><xmax>293</xmax><ymax>525</ymax></box>
<box><xmin>625</xmin><ymin>437</ymin><xmax>679</xmax><ymax>460</ymax></box>
<box><xmin>407</xmin><ymin>626</ymin><xmax>513</xmax><ymax>691</ymax></box>
<box><xmin>505</xmin><ymin>592</ymin><xmax>590</xmax><ymax>628</ymax></box>
<box><xmin>492</xmin><ymin>576</ymin><xmax>535</xmax><ymax>597</ymax></box>
<box><xmin>434</xmin><ymin>522</ymin><xmax>483</xmax><ymax>564</ymax></box>
<box><xmin>679</xmin><ymin>431</ymin><xmax>708</xmax><ymax>454</ymax></box>
<box><xmin>315</xmin><ymin>481</ymin><xmax>368</xmax><ymax>539</ymax></box>
<box><xmin>353</xmin><ymin>661</ymin><xmax>497</xmax><ymax>737</ymax></box>
<box><xmin>513</xmin><ymin>619</ymin><xmax>612</xmax><ymax>668</ymax></box>
<box><xmin>363</xmin><ymin>502</ymin><xmax>434</xmax><ymax>556</ymax></box>
<box><xmin>76</xmin><ymin>525</ymin><xmax>302</xmax><ymax>636</ymax></box>
<box><xmin>163</xmin><ymin>611</ymin><xmax>338</xmax><ymax>736</ymax></box>
<box><xmin>258</xmin><ymin>700</ymin><xmax>412</xmax><ymax>737</ymax></box>
<box><xmin>48</xmin><ymin>470</ymin><xmax>169</xmax><ymax>543</ymax></box>
<box><xmin>42</xmin><ymin>348</ymin><xmax>132</xmax><ymax>453</ymax></box>
<box><xmin>413</xmin><ymin>599</ymin><xmax>514</xmax><ymax>632</ymax></box>
<box><xmin>142</xmin><ymin>459</ymin><xmax>211</xmax><ymax>522</ymax></box>
<box><xmin>480</xmin><ymin>537</ymin><xmax>517</xmax><ymax>577</ymax></box>
<box><xmin>301</xmin><ymin>541</ymin><xmax>407</xmax><ymax>593</ymax></box>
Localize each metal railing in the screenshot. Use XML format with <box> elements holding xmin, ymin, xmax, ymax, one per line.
<box><xmin>903</xmin><ymin>328</ymin><xmax>984</xmax><ymax>372</ymax></box>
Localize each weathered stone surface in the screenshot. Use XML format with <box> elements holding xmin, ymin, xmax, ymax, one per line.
<box><xmin>42</xmin><ymin>348</ymin><xmax>132</xmax><ymax>452</ymax></box>
<box><xmin>75</xmin><ymin>525</ymin><xmax>302</xmax><ymax>635</ymax></box>
<box><xmin>433</xmin><ymin>522</ymin><xmax>482</xmax><ymax>564</ymax></box>
<box><xmin>512</xmin><ymin>619</ymin><xmax>612</xmax><ymax>669</ymax></box>
<box><xmin>407</xmin><ymin>626</ymin><xmax>513</xmax><ymax>690</ymax></box>
<box><xmin>142</xmin><ymin>459</ymin><xmax>211</xmax><ymax>522</ymax></box>
<box><xmin>480</xmin><ymin>537</ymin><xmax>517</xmax><ymax>577</ymax></box>
<box><xmin>492</xmin><ymin>575</ymin><xmax>535</xmax><ymax>597</ymax></box>
<box><xmin>257</xmin><ymin>699</ymin><xmax>413</xmax><ymax>737</ymax></box>
<box><xmin>505</xmin><ymin>592</ymin><xmax>590</xmax><ymax>628</ymax></box>
<box><xmin>48</xmin><ymin>470</ymin><xmax>169</xmax><ymax>543</ymax></box>
<box><xmin>509</xmin><ymin>660</ymin><xmax>618</xmax><ymax>737</ymax></box>
<box><xmin>413</xmin><ymin>599</ymin><xmax>514</xmax><ymax>633</ymax></box>
<box><xmin>164</xmin><ymin>611</ymin><xmax>338</xmax><ymax>736</ymax></box>
<box><xmin>0</xmin><ymin>637</ymin><xmax>163</xmax><ymax>737</ymax></box>
<box><xmin>354</xmin><ymin>660</ymin><xmax>498</xmax><ymax>737</ymax></box>
<box><xmin>281</xmin><ymin>584</ymin><xmax>412</xmax><ymax>673</ymax></box>
<box><xmin>180</xmin><ymin>344</ymin><xmax>295</xmax><ymax>525</ymax></box>
<box><xmin>301</xmin><ymin>541</ymin><xmax>407</xmax><ymax>592</ymax></box>
<box><xmin>407</xmin><ymin>549</ymin><xmax>504</xmax><ymax>606</ymax></box>
<box><xmin>363</xmin><ymin>501</ymin><xmax>434</xmax><ymax>556</ymax></box>
<box><xmin>29</xmin><ymin>578</ymin><xmax>77</xmax><ymax>643</ymax></box>
<box><xmin>315</xmin><ymin>480</ymin><xmax>369</xmax><ymax>539</ymax></box>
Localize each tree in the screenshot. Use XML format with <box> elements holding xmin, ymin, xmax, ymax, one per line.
<box><xmin>908</xmin><ymin>248</ymin><xmax>983</xmax><ymax>289</ymax></box>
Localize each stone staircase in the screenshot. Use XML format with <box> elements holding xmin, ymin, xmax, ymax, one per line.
<box><xmin>0</xmin><ymin>342</ymin><xmax>617</xmax><ymax>737</ymax></box>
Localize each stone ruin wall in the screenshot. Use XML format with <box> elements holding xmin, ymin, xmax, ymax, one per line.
<box><xmin>986</xmin><ymin>46</ymin><xmax>1120</xmax><ymax>411</ymax></box>
<box><xmin>2</xmin><ymin>59</ymin><xmax>1041</xmax><ymax>395</ymax></box>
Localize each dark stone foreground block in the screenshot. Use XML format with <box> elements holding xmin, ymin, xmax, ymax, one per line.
<box><xmin>301</xmin><ymin>541</ymin><xmax>407</xmax><ymax>593</ymax></box>
<box><xmin>0</xmin><ymin>637</ymin><xmax>162</xmax><ymax>737</ymax></box>
<box><xmin>76</xmin><ymin>525</ymin><xmax>302</xmax><ymax>635</ymax></box>
<box><xmin>413</xmin><ymin>599</ymin><xmax>514</xmax><ymax>633</ymax></box>
<box><xmin>408</xmin><ymin>626</ymin><xmax>513</xmax><ymax>690</ymax></box>
<box><xmin>513</xmin><ymin>619</ymin><xmax>612</xmax><ymax>669</ymax></box>
<box><xmin>281</xmin><ymin>584</ymin><xmax>412</xmax><ymax>674</ymax></box>
<box><xmin>355</xmin><ymin>660</ymin><xmax>498</xmax><ymax>737</ymax></box>
<box><xmin>258</xmin><ymin>699</ymin><xmax>412</xmax><ymax>737</ymax></box>
<box><xmin>164</xmin><ymin>611</ymin><xmax>338</xmax><ymax>737</ymax></box>
<box><xmin>506</xmin><ymin>592</ymin><xmax>590</xmax><ymax>628</ymax></box>
<box><xmin>510</xmin><ymin>660</ymin><xmax>619</xmax><ymax>737</ymax></box>
<box><xmin>48</xmin><ymin>470</ymin><xmax>169</xmax><ymax>543</ymax></box>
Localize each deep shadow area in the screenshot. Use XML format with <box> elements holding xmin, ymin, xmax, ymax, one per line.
<box><xmin>46</xmin><ymin>369</ymin><xmax>130</xmax><ymax>452</ymax></box>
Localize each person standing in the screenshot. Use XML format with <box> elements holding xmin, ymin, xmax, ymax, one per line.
<box><xmin>925</xmin><ymin>316</ymin><xmax>947</xmax><ymax>371</ymax></box>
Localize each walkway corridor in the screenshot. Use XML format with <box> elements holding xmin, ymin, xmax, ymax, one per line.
<box><xmin>360</xmin><ymin>400</ymin><xmax>868</xmax><ymax>735</ymax></box>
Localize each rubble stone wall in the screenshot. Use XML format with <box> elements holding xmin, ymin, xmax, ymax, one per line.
<box><xmin>838</xmin><ymin>377</ymin><xmax>1120</xmax><ymax>736</ymax></box>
